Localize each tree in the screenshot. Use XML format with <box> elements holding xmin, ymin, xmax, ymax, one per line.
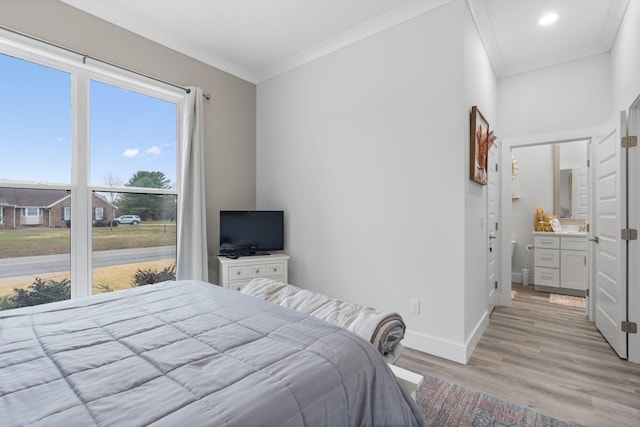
<box><xmin>117</xmin><ymin>171</ymin><xmax>172</xmax><ymax>220</ymax></box>
<box><xmin>102</xmin><ymin>173</ymin><xmax>123</xmax><ymax>230</ymax></box>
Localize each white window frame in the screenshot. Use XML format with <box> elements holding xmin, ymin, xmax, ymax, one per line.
<box><xmin>94</xmin><ymin>207</ymin><xmax>104</xmax><ymax>221</ymax></box>
<box><xmin>63</xmin><ymin>206</ymin><xmax>71</xmax><ymax>221</ymax></box>
<box><xmin>0</xmin><ymin>29</ymin><xmax>185</xmax><ymax>299</ymax></box>
<box><xmin>24</xmin><ymin>207</ymin><xmax>40</xmax><ymax>217</ymax></box>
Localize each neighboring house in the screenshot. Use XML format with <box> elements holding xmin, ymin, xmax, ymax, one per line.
<box><xmin>0</xmin><ymin>188</ymin><xmax>114</xmax><ymax>229</ymax></box>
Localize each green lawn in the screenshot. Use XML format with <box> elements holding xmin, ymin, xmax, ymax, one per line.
<box><xmin>0</xmin><ymin>221</ymin><xmax>176</xmax><ymax>259</ymax></box>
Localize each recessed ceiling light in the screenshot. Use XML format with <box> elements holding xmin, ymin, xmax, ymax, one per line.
<box><xmin>539</xmin><ymin>12</ymin><xmax>558</xmax><ymax>26</ymax></box>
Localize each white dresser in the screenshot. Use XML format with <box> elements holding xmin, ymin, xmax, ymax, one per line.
<box><xmin>218</xmin><ymin>253</ymin><xmax>289</xmax><ymax>292</ymax></box>
<box><xmin>533</xmin><ymin>232</ymin><xmax>587</xmax><ymax>294</ymax></box>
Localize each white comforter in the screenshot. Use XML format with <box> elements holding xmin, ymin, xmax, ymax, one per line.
<box><xmin>241</xmin><ymin>278</ymin><xmax>406</xmax><ymax>362</ymax></box>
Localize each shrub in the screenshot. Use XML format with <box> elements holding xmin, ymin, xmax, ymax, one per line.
<box><xmin>131</xmin><ymin>265</ymin><xmax>176</xmax><ymax>287</ymax></box>
<box><xmin>0</xmin><ymin>295</ymin><xmax>16</xmax><ymax>310</ymax></box>
<box><xmin>9</xmin><ymin>277</ymin><xmax>71</xmax><ymax>308</ymax></box>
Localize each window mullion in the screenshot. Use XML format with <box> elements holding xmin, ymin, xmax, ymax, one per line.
<box><xmin>70</xmin><ymin>70</ymin><xmax>92</xmax><ymax>299</ymax></box>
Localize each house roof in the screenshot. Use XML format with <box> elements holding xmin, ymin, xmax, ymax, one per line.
<box><xmin>0</xmin><ymin>188</ymin><xmax>69</xmax><ymax>208</ymax></box>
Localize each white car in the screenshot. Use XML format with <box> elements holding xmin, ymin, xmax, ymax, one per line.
<box><xmin>114</xmin><ymin>215</ymin><xmax>141</xmax><ymax>225</ymax></box>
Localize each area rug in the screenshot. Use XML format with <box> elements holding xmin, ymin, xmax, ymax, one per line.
<box><xmin>416</xmin><ymin>374</ymin><xmax>580</xmax><ymax>427</ymax></box>
<box><xmin>549</xmin><ymin>294</ymin><xmax>586</xmax><ymax>309</ymax></box>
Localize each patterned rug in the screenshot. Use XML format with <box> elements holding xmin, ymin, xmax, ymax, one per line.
<box><xmin>416</xmin><ymin>374</ymin><xmax>580</xmax><ymax>426</ymax></box>
<box><xmin>549</xmin><ymin>294</ymin><xmax>586</xmax><ymax>309</ymax></box>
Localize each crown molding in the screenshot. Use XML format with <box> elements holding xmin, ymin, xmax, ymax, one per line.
<box><xmin>255</xmin><ymin>0</ymin><xmax>453</xmax><ymax>83</ymax></box>
<box><xmin>500</xmin><ymin>43</ymin><xmax>609</xmax><ymax>78</ymax></box>
<box><xmin>60</xmin><ymin>0</ymin><xmax>258</xmax><ymax>83</ymax></box>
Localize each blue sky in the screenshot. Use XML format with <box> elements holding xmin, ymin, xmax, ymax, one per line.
<box><xmin>0</xmin><ymin>53</ymin><xmax>177</xmax><ymax>187</ymax></box>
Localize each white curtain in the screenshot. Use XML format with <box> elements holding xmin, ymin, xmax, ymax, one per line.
<box><xmin>177</xmin><ymin>86</ymin><xmax>208</xmax><ymax>281</ymax></box>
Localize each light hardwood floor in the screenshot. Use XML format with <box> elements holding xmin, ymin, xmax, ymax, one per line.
<box><xmin>397</xmin><ymin>284</ymin><xmax>640</xmax><ymax>427</ymax></box>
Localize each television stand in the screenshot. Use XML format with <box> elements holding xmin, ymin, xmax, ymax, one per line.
<box><xmin>218</xmin><ymin>253</ymin><xmax>289</xmax><ymax>292</ymax></box>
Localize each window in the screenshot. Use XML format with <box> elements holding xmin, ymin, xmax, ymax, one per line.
<box><xmin>0</xmin><ymin>30</ymin><xmax>184</xmax><ymax>309</ymax></box>
<box><xmin>94</xmin><ymin>207</ymin><xmax>104</xmax><ymax>221</ymax></box>
<box><xmin>24</xmin><ymin>208</ymin><xmax>40</xmax><ymax>217</ymax></box>
<box><xmin>0</xmin><ymin>206</ymin><xmax>3</xmax><ymax>224</ymax></box>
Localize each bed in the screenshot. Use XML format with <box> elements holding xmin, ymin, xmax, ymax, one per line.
<box><xmin>0</xmin><ymin>280</ymin><xmax>425</xmax><ymax>426</ymax></box>
<box><xmin>240</xmin><ymin>278</ymin><xmax>406</xmax><ymax>363</ymax></box>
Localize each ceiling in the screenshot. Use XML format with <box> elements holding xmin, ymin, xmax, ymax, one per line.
<box><xmin>59</xmin><ymin>0</ymin><xmax>630</xmax><ymax>83</ymax></box>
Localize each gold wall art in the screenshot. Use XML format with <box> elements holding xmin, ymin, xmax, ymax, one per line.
<box><xmin>470</xmin><ymin>105</ymin><xmax>497</xmax><ymax>185</ymax></box>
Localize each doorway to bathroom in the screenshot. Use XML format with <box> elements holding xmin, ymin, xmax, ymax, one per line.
<box><xmin>500</xmin><ymin>108</ymin><xmax>640</xmax><ymax>363</ymax></box>
<box><xmin>509</xmin><ymin>139</ymin><xmax>590</xmax><ymax>289</ymax></box>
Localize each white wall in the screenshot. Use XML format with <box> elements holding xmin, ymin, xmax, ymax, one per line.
<box><xmin>498</xmin><ymin>52</ymin><xmax>612</xmax><ymax>297</ymax></box>
<box><xmin>463</xmin><ymin>1</ymin><xmax>498</xmax><ymax>356</ymax></box>
<box><xmin>510</xmin><ymin>144</ymin><xmax>554</xmax><ymax>278</ymax></box>
<box><xmin>612</xmin><ymin>0</ymin><xmax>640</xmax><ymax>112</ymax></box>
<box><xmin>498</xmin><ymin>53</ymin><xmax>612</xmax><ymax>139</ymax></box>
<box><xmin>257</xmin><ymin>0</ymin><xmax>477</xmax><ymax>362</ymax></box>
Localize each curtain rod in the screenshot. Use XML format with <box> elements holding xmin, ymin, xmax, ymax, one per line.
<box><xmin>0</xmin><ymin>25</ymin><xmax>211</xmax><ymax>100</ymax></box>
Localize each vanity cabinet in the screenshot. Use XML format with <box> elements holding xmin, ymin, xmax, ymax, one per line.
<box><xmin>533</xmin><ymin>233</ymin><xmax>587</xmax><ymax>292</ymax></box>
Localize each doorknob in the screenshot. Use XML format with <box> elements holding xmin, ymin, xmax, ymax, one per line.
<box><xmin>589</xmin><ymin>236</ymin><xmax>599</xmax><ymax>243</ymax></box>
<box><xmin>489</xmin><ymin>235</ymin><xmax>496</xmax><ymax>239</ymax></box>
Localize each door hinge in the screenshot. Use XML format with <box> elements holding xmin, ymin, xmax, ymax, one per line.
<box><xmin>621</xmin><ymin>135</ymin><xmax>637</xmax><ymax>148</ymax></box>
<box><xmin>494</xmin><ymin>281</ymin><xmax>498</xmax><ymax>289</ymax></box>
<box><xmin>495</xmin><ymin>163</ymin><xmax>498</xmax><ymax>172</ymax></box>
<box><xmin>621</xmin><ymin>229</ymin><xmax>638</xmax><ymax>241</ymax></box>
<box><xmin>621</xmin><ymin>321</ymin><xmax>638</xmax><ymax>334</ymax></box>
<box><xmin>586</xmin><ymin>223</ymin><xmax>590</xmax><ymax>232</ymax></box>
<box><xmin>587</xmin><ymin>158</ymin><xmax>590</xmax><ymax>167</ymax></box>
<box><xmin>495</xmin><ymin>222</ymin><xmax>499</xmax><ymax>231</ymax></box>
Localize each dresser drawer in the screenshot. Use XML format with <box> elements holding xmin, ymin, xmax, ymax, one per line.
<box><xmin>534</xmin><ymin>248</ymin><xmax>560</xmax><ymax>268</ymax></box>
<box><xmin>229</xmin><ymin>266</ymin><xmax>248</xmax><ymax>280</ymax></box>
<box><xmin>535</xmin><ymin>267</ymin><xmax>560</xmax><ymax>287</ymax></box>
<box><xmin>561</xmin><ymin>236</ymin><xmax>587</xmax><ymax>251</ymax></box>
<box><xmin>247</xmin><ymin>265</ymin><xmax>266</xmax><ymax>278</ymax></box>
<box><xmin>534</xmin><ymin>235</ymin><xmax>560</xmax><ymax>249</ymax></box>
<box><xmin>265</xmin><ymin>262</ymin><xmax>285</xmax><ymax>277</ymax></box>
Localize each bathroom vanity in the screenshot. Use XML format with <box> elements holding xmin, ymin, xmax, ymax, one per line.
<box><xmin>532</xmin><ymin>231</ymin><xmax>587</xmax><ymax>295</ymax></box>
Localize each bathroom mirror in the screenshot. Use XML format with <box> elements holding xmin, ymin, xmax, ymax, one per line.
<box><xmin>553</xmin><ymin>141</ymin><xmax>589</xmax><ymax>219</ymax></box>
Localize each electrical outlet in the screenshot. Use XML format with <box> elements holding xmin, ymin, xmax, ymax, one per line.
<box><xmin>410</xmin><ymin>299</ymin><xmax>420</xmax><ymax>314</ymax></box>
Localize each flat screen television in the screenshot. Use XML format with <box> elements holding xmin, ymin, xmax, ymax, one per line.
<box><xmin>219</xmin><ymin>210</ymin><xmax>284</xmax><ymax>256</ymax></box>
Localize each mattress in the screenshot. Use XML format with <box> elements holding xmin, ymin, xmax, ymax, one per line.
<box><xmin>0</xmin><ymin>280</ymin><xmax>425</xmax><ymax>426</ymax></box>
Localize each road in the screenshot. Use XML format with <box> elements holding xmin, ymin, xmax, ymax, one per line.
<box><xmin>0</xmin><ymin>246</ymin><xmax>176</xmax><ymax>279</ymax></box>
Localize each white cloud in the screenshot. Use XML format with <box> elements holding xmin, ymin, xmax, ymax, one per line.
<box><xmin>147</xmin><ymin>146</ymin><xmax>162</xmax><ymax>155</ymax></box>
<box><xmin>122</xmin><ymin>148</ymin><xmax>140</xmax><ymax>158</ymax></box>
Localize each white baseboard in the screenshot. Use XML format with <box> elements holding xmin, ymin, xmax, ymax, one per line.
<box><xmin>402</xmin><ymin>312</ymin><xmax>489</xmax><ymax>364</ymax></box>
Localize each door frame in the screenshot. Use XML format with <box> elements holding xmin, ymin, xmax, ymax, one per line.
<box><xmin>487</xmin><ymin>143</ymin><xmax>500</xmax><ymax>310</ymax></box>
<box><xmin>626</xmin><ymin>98</ymin><xmax>640</xmax><ymax>363</ymax></box>
<box><xmin>500</xmin><ymin>123</ymin><xmax>639</xmax><ymax>363</ymax></box>
<box><xmin>499</xmin><ymin>127</ymin><xmax>601</xmax><ymax>307</ymax></box>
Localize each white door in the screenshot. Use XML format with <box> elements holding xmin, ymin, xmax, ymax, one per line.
<box><xmin>593</xmin><ymin>113</ymin><xmax>628</xmax><ymax>359</ymax></box>
<box><xmin>572</xmin><ymin>168</ymin><xmax>588</xmax><ymax>219</ymax></box>
<box><xmin>487</xmin><ymin>144</ymin><xmax>499</xmax><ymax>310</ymax></box>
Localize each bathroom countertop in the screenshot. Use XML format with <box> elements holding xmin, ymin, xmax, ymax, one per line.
<box><xmin>532</xmin><ymin>231</ymin><xmax>587</xmax><ymax>236</ymax></box>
